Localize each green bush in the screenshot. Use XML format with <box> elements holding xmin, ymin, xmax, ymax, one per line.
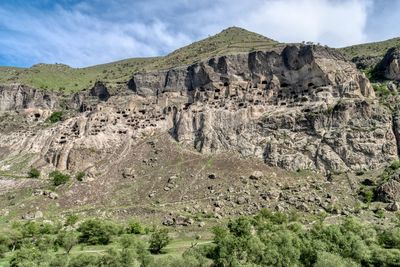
<box><xmin>65</xmin><ymin>214</ymin><xmax>79</xmax><ymax>226</ymax></box>
<box><xmin>68</xmin><ymin>253</ymin><xmax>99</xmax><ymax>267</ymax></box>
<box><xmin>126</xmin><ymin>220</ymin><xmax>145</xmax><ymax>235</ymax></box>
<box><xmin>205</xmin><ymin>209</ymin><xmax>400</xmax><ymax>266</ymax></box>
<box><xmin>49</xmin><ymin>170</ymin><xmax>70</xmax><ymax>186</ymax></box>
<box><xmin>77</xmin><ymin>219</ymin><xmax>120</xmax><ymax>245</ymax></box>
<box><xmin>390</xmin><ymin>160</ymin><xmax>400</xmax><ymax>171</ymax></box>
<box><xmin>75</xmin><ymin>171</ymin><xmax>85</xmax><ymax>181</ymax></box>
<box><xmin>56</xmin><ymin>230</ymin><xmax>78</xmax><ymax>254</ymax></box>
<box><xmin>9</xmin><ymin>246</ymin><xmax>53</xmax><ymax>267</ymax></box>
<box><xmin>314</xmin><ymin>251</ymin><xmax>358</xmax><ymax>267</ymax></box>
<box><xmin>149</xmin><ymin>228</ymin><xmax>171</xmax><ymax>254</ymax></box>
<box><xmin>47</xmin><ymin>111</ymin><xmax>63</xmax><ymax>123</ymax></box>
<box><xmin>28</xmin><ymin>168</ymin><xmax>40</xmax><ymax>178</ymax></box>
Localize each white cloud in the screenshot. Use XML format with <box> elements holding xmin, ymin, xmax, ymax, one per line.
<box><xmin>238</xmin><ymin>0</ymin><xmax>371</xmax><ymax>47</ymax></box>
<box><xmin>0</xmin><ymin>4</ymin><xmax>192</xmax><ymax>67</ymax></box>
<box><xmin>174</xmin><ymin>0</ymin><xmax>371</xmax><ymax>47</ymax></box>
<box><xmin>0</xmin><ymin>0</ymin><xmax>385</xmax><ymax>67</ymax></box>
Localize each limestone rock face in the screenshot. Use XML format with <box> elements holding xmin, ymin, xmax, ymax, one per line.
<box><xmin>0</xmin><ymin>84</ymin><xmax>58</xmax><ymax>111</ymax></box>
<box><xmin>375</xmin><ymin>47</ymin><xmax>400</xmax><ymax>81</ymax></box>
<box><xmin>0</xmin><ymin>44</ymin><xmax>397</xmax><ymax>175</ymax></box>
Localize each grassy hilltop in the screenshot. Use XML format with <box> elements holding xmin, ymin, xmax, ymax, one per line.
<box><xmin>0</xmin><ymin>27</ymin><xmax>279</xmax><ymax>94</ymax></box>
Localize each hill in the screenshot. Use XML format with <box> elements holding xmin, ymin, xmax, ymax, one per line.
<box><xmin>0</xmin><ymin>27</ymin><xmax>280</xmax><ymax>94</ymax></box>
<box><xmin>338</xmin><ymin>37</ymin><xmax>400</xmax><ymax>60</ymax></box>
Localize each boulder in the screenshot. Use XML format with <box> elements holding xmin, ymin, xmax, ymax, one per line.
<box><xmin>375</xmin><ymin>47</ymin><xmax>400</xmax><ymax>81</ymax></box>
<box><xmin>249</xmin><ymin>171</ymin><xmax>264</xmax><ymax>180</ymax></box>
<box><xmin>208</xmin><ymin>173</ymin><xmax>217</xmax><ymax>179</ymax></box>
<box><xmin>376</xmin><ymin>179</ymin><xmax>400</xmax><ymax>202</ymax></box>
<box><xmin>386</xmin><ymin>202</ymin><xmax>400</xmax><ymax>212</ymax></box>
<box><xmin>122</xmin><ymin>168</ymin><xmax>135</xmax><ymax>179</ymax></box>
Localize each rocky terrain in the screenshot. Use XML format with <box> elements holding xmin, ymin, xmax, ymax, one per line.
<box><xmin>1</xmin><ymin>27</ymin><xmax>400</xmax><ymax>225</ymax></box>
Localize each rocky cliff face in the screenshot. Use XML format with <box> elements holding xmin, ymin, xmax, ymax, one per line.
<box><xmin>375</xmin><ymin>47</ymin><xmax>400</xmax><ymax>81</ymax></box>
<box><xmin>0</xmin><ymin>44</ymin><xmax>397</xmax><ymax>176</ymax></box>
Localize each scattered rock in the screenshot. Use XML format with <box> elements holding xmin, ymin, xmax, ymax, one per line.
<box><xmin>249</xmin><ymin>171</ymin><xmax>263</xmax><ymax>180</ymax></box>
<box><xmin>48</xmin><ymin>192</ymin><xmax>59</xmax><ymax>199</ymax></box>
<box><xmin>122</xmin><ymin>167</ymin><xmax>135</xmax><ymax>179</ymax></box>
<box><xmin>236</xmin><ymin>196</ymin><xmax>246</xmax><ymax>205</ymax></box>
<box><xmin>162</xmin><ymin>217</ymin><xmax>174</xmax><ymax>226</ymax></box>
<box><xmin>386</xmin><ymin>202</ymin><xmax>400</xmax><ymax>212</ymax></box>
<box><xmin>376</xmin><ymin>178</ymin><xmax>400</xmax><ymax>202</ymax></box>
<box><xmin>208</xmin><ymin>173</ymin><xmax>217</xmax><ymax>179</ymax></box>
<box><xmin>22</xmin><ymin>210</ymin><xmax>43</xmax><ymax>220</ymax></box>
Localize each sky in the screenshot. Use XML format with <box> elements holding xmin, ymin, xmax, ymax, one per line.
<box><xmin>0</xmin><ymin>0</ymin><xmax>398</xmax><ymax>68</ymax></box>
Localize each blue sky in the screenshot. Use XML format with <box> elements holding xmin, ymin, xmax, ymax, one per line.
<box><xmin>0</xmin><ymin>0</ymin><xmax>398</xmax><ymax>68</ymax></box>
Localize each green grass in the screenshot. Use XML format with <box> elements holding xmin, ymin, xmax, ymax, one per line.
<box><xmin>0</xmin><ymin>27</ymin><xmax>279</xmax><ymax>94</ymax></box>
<box><xmin>338</xmin><ymin>37</ymin><xmax>400</xmax><ymax>60</ymax></box>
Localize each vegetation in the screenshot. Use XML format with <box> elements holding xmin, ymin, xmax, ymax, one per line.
<box><xmin>77</xmin><ymin>219</ymin><xmax>121</xmax><ymax>245</ymax></box>
<box><xmin>56</xmin><ymin>231</ymin><xmax>78</xmax><ymax>254</ymax></box>
<box><xmin>148</xmin><ymin>228</ymin><xmax>171</xmax><ymax>254</ymax></box>
<box><xmin>75</xmin><ymin>171</ymin><xmax>85</xmax><ymax>182</ymax></box>
<box><xmin>46</xmin><ymin>111</ymin><xmax>63</xmax><ymax>123</ymax></box>
<box><xmin>2</xmin><ymin>209</ymin><xmax>400</xmax><ymax>266</ymax></box>
<box><xmin>0</xmin><ymin>27</ymin><xmax>279</xmax><ymax>94</ymax></box>
<box><xmin>339</xmin><ymin>37</ymin><xmax>400</xmax><ymax>60</ymax></box>
<box><xmin>49</xmin><ymin>170</ymin><xmax>70</xmax><ymax>186</ymax></box>
<box><xmin>126</xmin><ymin>220</ymin><xmax>145</xmax><ymax>235</ymax></box>
<box><xmin>27</xmin><ymin>168</ymin><xmax>40</xmax><ymax>178</ymax></box>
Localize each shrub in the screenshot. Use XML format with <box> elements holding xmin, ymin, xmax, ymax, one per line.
<box><xmin>375</xmin><ymin>208</ymin><xmax>385</xmax><ymax>219</ymax></box>
<box><xmin>9</xmin><ymin>246</ymin><xmax>53</xmax><ymax>267</ymax></box>
<box><xmin>56</xmin><ymin>230</ymin><xmax>78</xmax><ymax>254</ymax></box>
<box><xmin>149</xmin><ymin>228</ymin><xmax>170</xmax><ymax>254</ymax></box>
<box><xmin>46</xmin><ymin>111</ymin><xmax>63</xmax><ymax>123</ymax></box>
<box><xmin>28</xmin><ymin>168</ymin><xmax>40</xmax><ymax>178</ymax></box>
<box><xmin>65</xmin><ymin>214</ymin><xmax>79</xmax><ymax>226</ymax></box>
<box><xmin>126</xmin><ymin>220</ymin><xmax>145</xmax><ymax>235</ymax></box>
<box><xmin>390</xmin><ymin>160</ymin><xmax>400</xmax><ymax>171</ymax></box>
<box><xmin>68</xmin><ymin>253</ymin><xmax>99</xmax><ymax>267</ymax></box>
<box><xmin>77</xmin><ymin>219</ymin><xmax>120</xmax><ymax>245</ymax></box>
<box><xmin>49</xmin><ymin>170</ymin><xmax>70</xmax><ymax>186</ymax></box>
<box><xmin>75</xmin><ymin>171</ymin><xmax>85</xmax><ymax>181</ymax></box>
<box><xmin>314</xmin><ymin>251</ymin><xmax>358</xmax><ymax>267</ymax></box>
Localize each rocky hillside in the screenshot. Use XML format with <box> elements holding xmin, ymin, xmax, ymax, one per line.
<box><xmin>0</xmin><ymin>27</ymin><xmax>279</xmax><ymax>94</ymax></box>
<box><xmin>1</xmin><ymin>27</ymin><xmax>400</xmax><ymax>222</ymax></box>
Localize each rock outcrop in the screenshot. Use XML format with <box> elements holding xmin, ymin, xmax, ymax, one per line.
<box><xmin>0</xmin><ymin>44</ymin><xmax>397</xmax><ymax>175</ymax></box>
<box><xmin>375</xmin><ymin>47</ymin><xmax>400</xmax><ymax>81</ymax></box>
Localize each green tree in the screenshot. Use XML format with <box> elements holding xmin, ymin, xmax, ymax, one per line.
<box><xmin>77</xmin><ymin>219</ymin><xmax>120</xmax><ymax>245</ymax></box>
<box><xmin>56</xmin><ymin>231</ymin><xmax>78</xmax><ymax>254</ymax></box>
<box><xmin>149</xmin><ymin>228</ymin><xmax>171</xmax><ymax>254</ymax></box>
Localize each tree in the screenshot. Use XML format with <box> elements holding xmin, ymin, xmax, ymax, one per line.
<box><xmin>149</xmin><ymin>228</ymin><xmax>170</xmax><ymax>254</ymax></box>
<box><xmin>56</xmin><ymin>230</ymin><xmax>78</xmax><ymax>254</ymax></box>
<box><xmin>77</xmin><ymin>219</ymin><xmax>120</xmax><ymax>245</ymax></box>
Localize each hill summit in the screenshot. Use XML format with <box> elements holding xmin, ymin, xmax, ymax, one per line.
<box><xmin>0</xmin><ymin>27</ymin><xmax>280</xmax><ymax>93</ymax></box>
